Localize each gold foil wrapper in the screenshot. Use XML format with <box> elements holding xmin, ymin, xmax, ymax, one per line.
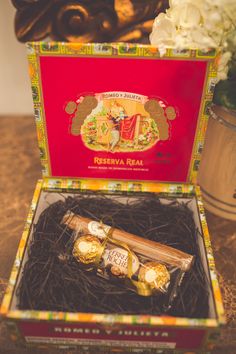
<box><xmin>62</xmin><ymin>212</ymin><xmax>194</xmax><ymax>272</ymax></box>
<box><xmin>138</xmin><ymin>262</ymin><xmax>170</xmax><ymax>291</ymax></box>
<box><xmin>72</xmin><ymin>235</ymin><xmax>102</xmax><ymax>264</ymax></box>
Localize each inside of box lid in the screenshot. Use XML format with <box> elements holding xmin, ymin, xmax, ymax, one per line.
<box><xmin>29</xmin><ymin>43</ymin><xmax>216</xmax><ymax>185</ymax></box>
<box><xmin>11</xmin><ymin>190</ymin><xmax>217</xmax><ymax>320</ymax></box>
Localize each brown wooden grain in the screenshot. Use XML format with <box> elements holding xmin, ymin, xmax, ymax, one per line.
<box><xmin>198</xmin><ymin>105</ymin><xmax>236</xmax><ymax>220</ymax></box>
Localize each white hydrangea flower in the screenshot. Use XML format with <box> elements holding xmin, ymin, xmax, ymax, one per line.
<box><xmin>150</xmin><ymin>14</ymin><xmax>177</xmax><ymax>55</ymax></box>
<box><xmin>217</xmin><ymin>51</ymin><xmax>232</xmax><ymax>81</ymax></box>
<box><xmin>167</xmin><ymin>2</ymin><xmax>203</xmax><ymax>29</ymax></box>
<box><xmin>150</xmin><ymin>0</ymin><xmax>236</xmax><ymax>81</ymax></box>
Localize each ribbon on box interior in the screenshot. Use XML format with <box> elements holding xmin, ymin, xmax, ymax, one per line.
<box><xmin>62</xmin><ymin>212</ymin><xmax>194</xmax><ymax>297</ymax></box>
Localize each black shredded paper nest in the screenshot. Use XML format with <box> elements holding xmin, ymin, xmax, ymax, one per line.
<box><xmin>17</xmin><ymin>193</ymin><xmax>210</xmax><ymax>318</ymax></box>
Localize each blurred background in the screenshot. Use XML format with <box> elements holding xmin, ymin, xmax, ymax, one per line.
<box><xmin>0</xmin><ymin>1</ymin><xmax>33</xmax><ymax>115</ymax></box>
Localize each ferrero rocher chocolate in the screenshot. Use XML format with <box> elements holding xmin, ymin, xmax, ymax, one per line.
<box><xmin>103</xmin><ymin>247</ymin><xmax>140</xmax><ymax>277</ymax></box>
<box><xmin>65</xmin><ymin>212</ymin><xmax>193</xmax><ymax>297</ymax></box>
<box><xmin>62</xmin><ymin>212</ymin><xmax>194</xmax><ymax>271</ymax></box>
<box><xmin>72</xmin><ymin>235</ymin><xmax>102</xmax><ymax>264</ymax></box>
<box><xmin>110</xmin><ymin>265</ymin><xmax>124</xmax><ymax>277</ymax></box>
<box><xmin>138</xmin><ymin>262</ymin><xmax>170</xmax><ymax>292</ymax></box>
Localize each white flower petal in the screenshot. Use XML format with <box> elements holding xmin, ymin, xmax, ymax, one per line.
<box><xmin>150</xmin><ymin>0</ymin><xmax>235</xmax><ymax>81</ymax></box>
<box><xmin>169</xmin><ymin>4</ymin><xmax>202</xmax><ymax>28</ymax></box>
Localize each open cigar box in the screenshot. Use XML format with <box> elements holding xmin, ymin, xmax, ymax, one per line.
<box><xmin>0</xmin><ymin>42</ymin><xmax>225</xmax><ymax>353</ymax></box>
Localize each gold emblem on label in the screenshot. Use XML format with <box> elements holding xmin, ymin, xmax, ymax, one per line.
<box><xmin>73</xmin><ymin>235</ymin><xmax>102</xmax><ymax>264</ymax></box>
<box><xmin>138</xmin><ymin>262</ymin><xmax>170</xmax><ymax>291</ymax></box>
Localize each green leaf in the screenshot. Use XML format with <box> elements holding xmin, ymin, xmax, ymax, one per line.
<box><xmin>228</xmin><ymin>61</ymin><xmax>236</xmax><ymax>81</ymax></box>
<box><xmin>213</xmin><ymin>80</ymin><xmax>236</xmax><ymax>110</ymax></box>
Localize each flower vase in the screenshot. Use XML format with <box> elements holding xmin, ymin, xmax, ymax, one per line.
<box><xmin>198</xmin><ymin>104</ymin><xmax>236</xmax><ymax>220</ymax></box>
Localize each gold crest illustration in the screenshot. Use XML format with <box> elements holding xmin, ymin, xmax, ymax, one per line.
<box><xmin>65</xmin><ymin>92</ymin><xmax>177</xmax><ymax>152</ymax></box>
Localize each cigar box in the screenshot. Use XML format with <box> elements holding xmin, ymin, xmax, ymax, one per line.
<box><xmin>0</xmin><ymin>42</ymin><xmax>225</xmax><ymax>353</ymax></box>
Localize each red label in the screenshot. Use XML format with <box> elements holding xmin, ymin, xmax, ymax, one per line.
<box><xmin>40</xmin><ymin>56</ymin><xmax>207</xmax><ymax>182</ymax></box>
<box><xmin>19</xmin><ymin>321</ymin><xmax>205</xmax><ymax>350</ymax></box>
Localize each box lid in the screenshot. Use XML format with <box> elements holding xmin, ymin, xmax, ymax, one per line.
<box><xmin>27</xmin><ymin>42</ymin><xmax>217</xmax><ymax>184</ymax></box>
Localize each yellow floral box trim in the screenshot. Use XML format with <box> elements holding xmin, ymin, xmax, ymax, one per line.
<box><xmin>28</xmin><ymin>42</ymin><xmax>218</xmax><ymax>60</ymax></box>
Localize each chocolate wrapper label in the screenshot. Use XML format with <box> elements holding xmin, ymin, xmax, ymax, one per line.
<box><xmin>103</xmin><ymin>246</ymin><xmax>140</xmax><ymax>276</ymax></box>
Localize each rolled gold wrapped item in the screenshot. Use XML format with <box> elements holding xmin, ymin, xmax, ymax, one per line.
<box><xmin>62</xmin><ymin>212</ymin><xmax>194</xmax><ymax>272</ymax></box>
<box><xmin>73</xmin><ymin>235</ymin><xmax>103</xmax><ymax>264</ymax></box>
<box><xmin>138</xmin><ymin>262</ymin><xmax>170</xmax><ymax>291</ymax></box>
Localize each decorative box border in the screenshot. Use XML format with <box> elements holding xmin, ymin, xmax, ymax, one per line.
<box><xmin>0</xmin><ymin>179</ymin><xmax>225</xmax><ymax>329</ymax></box>
<box><xmin>27</xmin><ymin>41</ymin><xmax>219</xmax><ymax>184</ymax></box>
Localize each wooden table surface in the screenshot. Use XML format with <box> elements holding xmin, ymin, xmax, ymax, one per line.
<box><xmin>0</xmin><ymin>116</ymin><xmax>235</xmax><ymax>354</ymax></box>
